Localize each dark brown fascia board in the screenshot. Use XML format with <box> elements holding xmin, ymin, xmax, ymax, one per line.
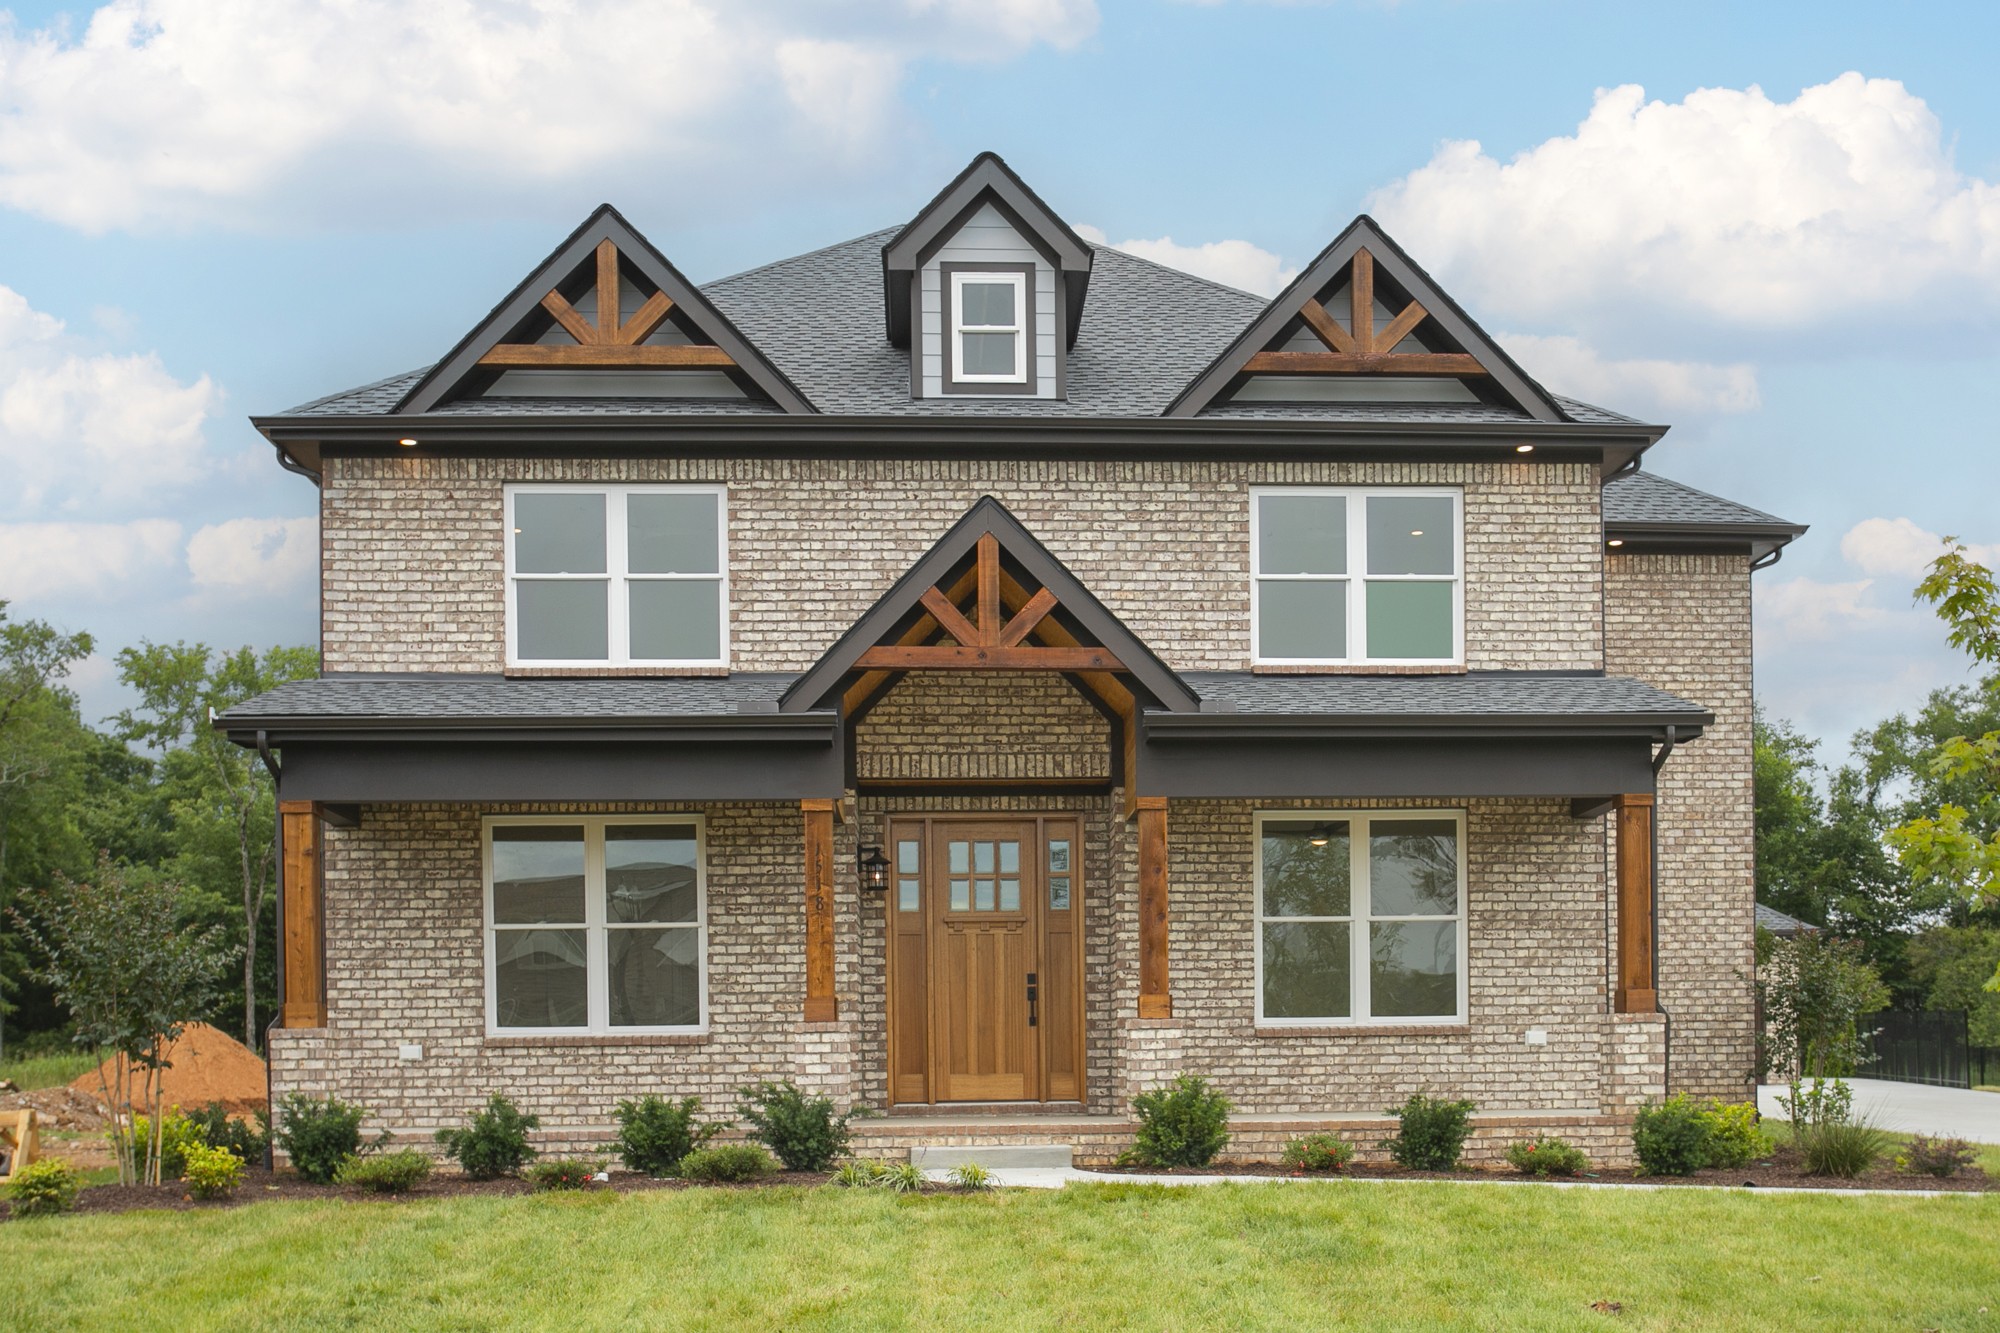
<box><xmin>1604</xmin><ymin>520</ymin><xmax>1809</xmax><ymax>562</ymax></box>
<box><xmin>1141</xmin><ymin>712</ymin><xmax>1710</xmax><ymax>742</ymax></box>
<box><xmin>393</xmin><ymin>203</ymin><xmax>816</xmax><ymax>417</ymax></box>
<box><xmin>1165</xmin><ymin>215</ymin><xmax>1569</xmax><ymax>423</ymax></box>
<box><xmin>254</xmin><ymin>413</ymin><xmax>1662</xmax><ymax>483</ymax></box>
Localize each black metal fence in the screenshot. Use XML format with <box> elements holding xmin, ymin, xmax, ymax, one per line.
<box><xmin>1855</xmin><ymin>1010</ymin><xmax>2000</xmax><ymax>1089</ymax></box>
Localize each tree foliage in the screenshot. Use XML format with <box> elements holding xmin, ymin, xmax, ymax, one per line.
<box><xmin>1759</xmin><ymin>932</ymin><xmax>1891</xmax><ymax>1082</ymax></box>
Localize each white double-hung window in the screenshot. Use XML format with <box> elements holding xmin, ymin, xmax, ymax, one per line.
<box><xmin>485</xmin><ymin>817</ymin><xmax>707</xmax><ymax>1035</ymax></box>
<box><xmin>1255</xmin><ymin>811</ymin><xmax>1466</xmax><ymax>1026</ymax></box>
<box><xmin>505</xmin><ymin>483</ymin><xmax>726</xmax><ymax>667</ymax></box>
<box><xmin>949</xmin><ymin>269</ymin><xmax>1028</xmax><ymax>384</ymax></box>
<box><xmin>1251</xmin><ymin>487</ymin><xmax>1462</xmax><ymax>665</ymax></box>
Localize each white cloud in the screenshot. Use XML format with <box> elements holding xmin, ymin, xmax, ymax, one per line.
<box><xmin>185</xmin><ymin>516</ymin><xmax>319</xmax><ymax>593</ymax></box>
<box><xmin>0</xmin><ymin>285</ymin><xmax>219</xmax><ymax>517</ymax></box>
<box><xmin>1839</xmin><ymin>516</ymin><xmax>2000</xmax><ymax>580</ymax></box>
<box><xmin>1756</xmin><ymin>576</ymin><xmax>1885</xmax><ymax>641</ymax></box>
<box><xmin>1501</xmin><ymin>332</ymin><xmax>1759</xmax><ymax>416</ymax></box>
<box><xmin>0</xmin><ymin>0</ymin><xmax>1099</xmax><ymax>232</ymax></box>
<box><xmin>1076</xmin><ymin>224</ymin><xmax>1295</xmax><ymax>296</ymax></box>
<box><xmin>1369</xmin><ymin>73</ymin><xmax>2000</xmax><ymax>331</ymax></box>
<box><xmin>0</xmin><ymin>519</ymin><xmax>183</xmax><ymax>600</ymax></box>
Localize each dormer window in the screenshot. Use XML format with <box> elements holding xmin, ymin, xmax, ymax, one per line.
<box><xmin>944</xmin><ymin>265</ymin><xmax>1035</xmax><ymax>394</ymax></box>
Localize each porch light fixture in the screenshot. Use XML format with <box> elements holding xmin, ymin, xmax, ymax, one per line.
<box><xmin>1306</xmin><ymin>823</ymin><xmax>1333</xmax><ymax>848</ymax></box>
<box><xmin>858</xmin><ymin>844</ymin><xmax>891</xmax><ymax>893</ymax></box>
<box><xmin>1514</xmin><ymin>443</ymin><xmax>1535</xmax><ymax>453</ymax></box>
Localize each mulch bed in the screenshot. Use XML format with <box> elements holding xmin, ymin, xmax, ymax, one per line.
<box><xmin>1089</xmin><ymin>1148</ymin><xmax>1998</xmax><ymax>1193</ymax></box>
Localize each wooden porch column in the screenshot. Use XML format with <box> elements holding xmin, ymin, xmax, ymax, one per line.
<box><xmin>1614</xmin><ymin>793</ymin><xmax>1657</xmax><ymax>1014</ymax></box>
<box><xmin>1136</xmin><ymin>796</ymin><xmax>1171</xmax><ymax>1018</ymax></box>
<box><xmin>278</xmin><ymin>800</ymin><xmax>326</xmax><ymax>1028</ymax></box>
<box><xmin>802</xmin><ymin>799</ymin><xmax>838</xmax><ymax>1022</ymax></box>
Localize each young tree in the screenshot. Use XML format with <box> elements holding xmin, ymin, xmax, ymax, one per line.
<box><xmin>1759</xmin><ymin>931</ymin><xmax>1891</xmax><ymax>1083</ymax></box>
<box><xmin>11</xmin><ymin>854</ymin><xmax>231</xmax><ymax>1184</ymax></box>
<box><xmin>115</xmin><ymin>642</ymin><xmax>319</xmax><ymax>1048</ymax></box>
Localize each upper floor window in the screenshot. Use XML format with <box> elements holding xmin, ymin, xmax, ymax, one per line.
<box><xmin>1251</xmin><ymin>486</ymin><xmax>1462</xmax><ymax>665</ymax></box>
<box><xmin>944</xmin><ymin>265</ymin><xmax>1034</xmax><ymax>392</ymax></box>
<box><xmin>505</xmin><ymin>483</ymin><xmax>727</xmax><ymax>667</ymax></box>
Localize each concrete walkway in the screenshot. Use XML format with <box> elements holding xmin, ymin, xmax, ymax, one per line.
<box><xmin>1758</xmin><ymin>1078</ymin><xmax>2000</xmax><ymax>1142</ymax></box>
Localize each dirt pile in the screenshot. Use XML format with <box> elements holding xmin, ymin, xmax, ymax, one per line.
<box><xmin>0</xmin><ymin>1086</ymin><xmax>110</xmax><ymax>1133</ymax></box>
<box><xmin>68</xmin><ymin>1022</ymin><xmax>268</xmax><ymax>1119</ymax></box>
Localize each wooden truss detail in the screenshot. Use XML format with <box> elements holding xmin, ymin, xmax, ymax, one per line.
<box><xmin>476</xmin><ymin>239</ymin><xmax>738</xmax><ymax>370</ymax></box>
<box><xmin>1243</xmin><ymin>249</ymin><xmax>1486</xmax><ymax>377</ymax></box>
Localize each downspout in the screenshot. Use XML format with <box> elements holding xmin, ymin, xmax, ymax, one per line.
<box><xmin>1650</xmin><ymin>725</ymin><xmax>1677</xmax><ymax>1096</ymax></box>
<box><xmin>256</xmin><ymin>731</ymin><xmax>282</xmax><ymax>1172</ymax></box>
<box><xmin>1750</xmin><ymin>547</ymin><xmax>1784</xmax><ymax>572</ymax></box>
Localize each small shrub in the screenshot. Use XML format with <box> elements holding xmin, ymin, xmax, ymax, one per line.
<box><xmin>1128</xmin><ymin>1074</ymin><xmax>1232</xmax><ymax>1168</ymax></box>
<box><xmin>1696</xmin><ymin>1099</ymin><xmax>1767</xmax><ymax>1169</ymax></box>
<box><xmin>131</xmin><ymin>1108</ymin><xmax>205</xmax><ymax>1180</ymax></box>
<box><xmin>947</xmin><ymin>1162</ymin><xmax>993</xmax><ymax>1192</ymax></box>
<box><xmin>1632</xmin><ymin>1095</ymin><xmax>1710</xmax><ymax>1176</ymax></box>
<box><xmin>829</xmin><ymin>1160</ymin><xmax>888</xmax><ymax>1188</ymax></box>
<box><xmin>613</xmin><ymin>1095</ymin><xmax>724</xmax><ymax>1177</ymax></box>
<box><xmin>181</xmin><ymin>1142</ymin><xmax>245</xmax><ymax>1200</ymax></box>
<box><xmin>276</xmin><ymin>1093</ymin><xmax>376</xmax><ymax>1184</ymax></box>
<box><xmin>1799</xmin><ymin>1118</ymin><xmax>1887</xmax><ymax>1178</ymax></box>
<box><xmin>4</xmin><ymin>1157</ymin><xmax>81</xmax><ymax>1217</ymax></box>
<box><xmin>186</xmin><ymin>1102</ymin><xmax>271</xmax><ymax>1163</ymax></box>
<box><xmin>1777</xmin><ymin>1077</ymin><xmax>1853</xmax><ymax>1131</ymax></box>
<box><xmin>1280</xmin><ymin>1133</ymin><xmax>1355</xmax><ymax>1174</ymax></box>
<box><xmin>879</xmin><ymin>1161</ymin><xmax>925</xmax><ymax>1194</ymax></box>
<box><xmin>738</xmin><ymin>1080</ymin><xmax>855</xmax><ymax>1172</ymax></box>
<box><xmin>527</xmin><ymin>1158</ymin><xmax>605</xmax><ymax>1192</ymax></box>
<box><xmin>1506</xmin><ymin>1134</ymin><xmax>1590</xmax><ymax>1178</ymax></box>
<box><xmin>1385</xmin><ymin>1092</ymin><xmax>1476</xmax><ymax>1171</ymax></box>
<box><xmin>678</xmin><ymin>1143</ymin><xmax>777</xmax><ymax>1183</ymax></box>
<box><xmin>1901</xmin><ymin>1135</ymin><xmax>1980</xmax><ymax>1179</ymax></box>
<box><xmin>435</xmin><ymin>1094</ymin><xmax>539</xmax><ymax>1180</ymax></box>
<box><xmin>333</xmin><ymin>1149</ymin><xmax>433</xmax><ymax>1194</ymax></box>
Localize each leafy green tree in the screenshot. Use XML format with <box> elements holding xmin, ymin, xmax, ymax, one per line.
<box><xmin>1759</xmin><ymin>931</ymin><xmax>1891</xmax><ymax>1081</ymax></box>
<box><xmin>1904</xmin><ymin>926</ymin><xmax>2000</xmax><ymax>1047</ymax></box>
<box><xmin>115</xmin><ymin>642</ymin><xmax>319</xmax><ymax>1048</ymax></box>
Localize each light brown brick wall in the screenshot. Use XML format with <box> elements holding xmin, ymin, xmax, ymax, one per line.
<box><xmin>318</xmin><ymin>456</ymin><xmax>1602</xmax><ymax>674</ymax></box>
<box><xmin>1604</xmin><ymin>551</ymin><xmax>1757</xmax><ymax>1100</ymax></box>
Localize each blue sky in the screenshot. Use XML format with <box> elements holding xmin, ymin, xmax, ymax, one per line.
<box><xmin>1</xmin><ymin>0</ymin><xmax>1996</xmax><ymax>759</ymax></box>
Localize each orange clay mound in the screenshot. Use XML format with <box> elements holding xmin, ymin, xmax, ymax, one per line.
<box><xmin>70</xmin><ymin>1022</ymin><xmax>268</xmax><ymax>1119</ymax></box>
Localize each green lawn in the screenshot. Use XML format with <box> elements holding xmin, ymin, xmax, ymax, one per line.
<box><xmin>0</xmin><ymin>1050</ymin><xmax>96</xmax><ymax>1092</ymax></box>
<box><xmin>3</xmin><ymin>1183</ymin><xmax>1997</xmax><ymax>1331</ymax></box>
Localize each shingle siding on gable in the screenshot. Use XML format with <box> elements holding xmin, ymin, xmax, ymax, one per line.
<box><xmin>319</xmin><ymin>455</ymin><xmax>1603</xmax><ymax>675</ymax></box>
<box><xmin>919</xmin><ymin>203</ymin><xmax>1058</xmax><ymax>398</ymax></box>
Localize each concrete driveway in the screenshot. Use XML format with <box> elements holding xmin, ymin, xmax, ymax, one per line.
<box><xmin>1759</xmin><ymin>1078</ymin><xmax>2000</xmax><ymax>1142</ymax></box>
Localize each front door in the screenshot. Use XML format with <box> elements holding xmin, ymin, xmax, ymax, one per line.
<box><xmin>884</xmin><ymin>815</ymin><xmax>1085</xmax><ymax>1105</ymax></box>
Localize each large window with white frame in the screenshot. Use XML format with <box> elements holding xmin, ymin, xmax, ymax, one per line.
<box><xmin>1255</xmin><ymin>810</ymin><xmax>1466</xmax><ymax>1026</ymax></box>
<box><xmin>505</xmin><ymin>483</ymin><xmax>727</xmax><ymax>667</ymax></box>
<box><xmin>484</xmin><ymin>816</ymin><xmax>707</xmax><ymax>1035</ymax></box>
<box><xmin>1250</xmin><ymin>487</ymin><xmax>1462</xmax><ymax>665</ymax></box>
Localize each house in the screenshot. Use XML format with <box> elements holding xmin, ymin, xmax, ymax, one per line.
<box><xmin>1755</xmin><ymin>904</ymin><xmax>1817</xmax><ymax>939</ymax></box>
<box><xmin>220</xmin><ymin>153</ymin><xmax>1805</xmax><ymax>1166</ymax></box>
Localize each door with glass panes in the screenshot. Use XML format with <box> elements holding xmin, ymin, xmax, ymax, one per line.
<box><xmin>883</xmin><ymin>816</ymin><xmax>1084</xmax><ymax>1104</ymax></box>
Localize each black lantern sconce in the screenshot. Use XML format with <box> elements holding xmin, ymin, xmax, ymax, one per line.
<box><xmin>858</xmin><ymin>844</ymin><xmax>891</xmax><ymax>893</ymax></box>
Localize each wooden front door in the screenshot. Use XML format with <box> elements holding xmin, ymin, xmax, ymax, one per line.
<box><xmin>885</xmin><ymin>815</ymin><xmax>1085</xmax><ymax>1105</ymax></box>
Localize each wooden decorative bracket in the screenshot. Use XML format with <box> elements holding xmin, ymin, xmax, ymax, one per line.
<box><xmin>1243</xmin><ymin>249</ymin><xmax>1485</xmax><ymax>377</ymax></box>
<box><xmin>477</xmin><ymin>240</ymin><xmax>739</xmax><ymax>370</ymax></box>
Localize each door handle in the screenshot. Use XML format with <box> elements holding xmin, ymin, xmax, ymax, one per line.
<box><xmin>1026</xmin><ymin>972</ymin><xmax>1038</xmax><ymax>1028</ymax></box>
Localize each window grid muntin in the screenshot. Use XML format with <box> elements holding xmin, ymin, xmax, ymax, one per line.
<box><xmin>483</xmin><ymin>814</ymin><xmax>708</xmax><ymax>1036</ymax></box>
<box><xmin>949</xmin><ymin>269</ymin><xmax>1027</xmax><ymax>384</ymax></box>
<box><xmin>1250</xmin><ymin>486</ymin><xmax>1463</xmax><ymax>666</ymax></box>
<box><xmin>505</xmin><ymin>483</ymin><xmax>728</xmax><ymax>668</ymax></box>
<box><xmin>1253</xmin><ymin>809</ymin><xmax>1467</xmax><ymax>1026</ymax></box>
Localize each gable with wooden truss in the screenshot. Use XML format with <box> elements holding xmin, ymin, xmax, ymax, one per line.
<box><xmin>1166</xmin><ymin>214</ymin><xmax>1565</xmax><ymax>420</ymax></box>
<box><xmin>395</xmin><ymin>204</ymin><xmax>814</xmax><ymax>414</ymax></box>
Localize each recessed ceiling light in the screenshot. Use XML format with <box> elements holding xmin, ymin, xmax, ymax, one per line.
<box><xmin>1410</xmin><ymin>530</ymin><xmax>1424</xmax><ymax>537</ymax></box>
<box><xmin>397</xmin><ymin>437</ymin><xmax>419</xmax><ymax>447</ymax></box>
<box><xmin>1515</xmin><ymin>443</ymin><xmax>1535</xmax><ymax>453</ymax></box>
<box><xmin>1608</xmin><ymin>538</ymin><xmax>1625</xmax><ymax>547</ymax></box>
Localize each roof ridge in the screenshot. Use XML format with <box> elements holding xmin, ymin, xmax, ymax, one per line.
<box><xmin>703</xmin><ymin>226</ymin><xmax>901</xmax><ymax>292</ymax></box>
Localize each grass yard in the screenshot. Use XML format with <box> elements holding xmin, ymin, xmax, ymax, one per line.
<box><xmin>0</xmin><ymin>1050</ymin><xmax>96</xmax><ymax>1092</ymax></box>
<box><xmin>3</xmin><ymin>1182</ymin><xmax>1997</xmax><ymax>1331</ymax></box>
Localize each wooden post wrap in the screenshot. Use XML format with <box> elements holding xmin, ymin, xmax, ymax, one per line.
<box><xmin>1615</xmin><ymin>794</ymin><xmax>1657</xmax><ymax>1014</ymax></box>
<box><xmin>279</xmin><ymin>800</ymin><xmax>326</xmax><ymax>1028</ymax></box>
<box><xmin>1136</xmin><ymin>796</ymin><xmax>1171</xmax><ymax>1018</ymax></box>
<box><xmin>802</xmin><ymin>799</ymin><xmax>838</xmax><ymax>1022</ymax></box>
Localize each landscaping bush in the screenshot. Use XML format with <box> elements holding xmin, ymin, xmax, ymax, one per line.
<box><xmin>738</xmin><ymin>1080</ymin><xmax>854</xmax><ymax>1172</ymax></box>
<box><xmin>131</xmin><ymin>1107</ymin><xmax>204</xmax><ymax>1180</ymax></box>
<box><xmin>678</xmin><ymin>1144</ymin><xmax>776</xmax><ymax>1183</ymax></box>
<box><xmin>1901</xmin><ymin>1135</ymin><xmax>1980</xmax><ymax>1179</ymax></box>
<box><xmin>186</xmin><ymin>1101</ymin><xmax>271</xmax><ymax>1163</ymax></box>
<box><xmin>1280</xmin><ymin>1133</ymin><xmax>1355</xmax><ymax>1174</ymax></box>
<box><xmin>878</xmin><ymin>1161</ymin><xmax>925</xmax><ymax>1193</ymax></box>
<box><xmin>613</xmin><ymin>1095</ymin><xmax>723</xmax><ymax>1177</ymax></box>
<box><xmin>276</xmin><ymin>1093</ymin><xmax>376</xmax><ymax>1184</ymax></box>
<box><xmin>181</xmin><ymin>1142</ymin><xmax>245</xmax><ymax>1200</ymax></box>
<box><xmin>527</xmin><ymin>1159</ymin><xmax>605</xmax><ymax>1192</ymax></box>
<box><xmin>1127</xmin><ymin>1074</ymin><xmax>1232</xmax><ymax>1168</ymax></box>
<box><xmin>1384</xmin><ymin>1093</ymin><xmax>1476</xmax><ymax>1171</ymax></box>
<box><xmin>1632</xmin><ymin>1095</ymin><xmax>1710</xmax><ymax>1176</ymax></box>
<box><xmin>435</xmin><ymin>1094</ymin><xmax>540</xmax><ymax>1180</ymax></box>
<box><xmin>829</xmin><ymin>1160</ymin><xmax>888</xmax><ymax>1188</ymax></box>
<box><xmin>1799</xmin><ymin>1119</ymin><xmax>1888</xmax><ymax>1179</ymax></box>
<box><xmin>947</xmin><ymin>1162</ymin><xmax>993</xmax><ymax>1192</ymax></box>
<box><xmin>4</xmin><ymin>1157</ymin><xmax>81</xmax><ymax>1217</ymax></box>
<box><xmin>1696</xmin><ymin>1099</ymin><xmax>1767</xmax><ymax>1170</ymax></box>
<box><xmin>333</xmin><ymin>1149</ymin><xmax>433</xmax><ymax>1194</ymax></box>
<box><xmin>1505</xmin><ymin>1134</ymin><xmax>1589</xmax><ymax>1178</ymax></box>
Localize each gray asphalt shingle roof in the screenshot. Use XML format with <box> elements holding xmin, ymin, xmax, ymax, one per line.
<box><xmin>1604</xmin><ymin>471</ymin><xmax>1800</xmax><ymax>530</ymax></box>
<box><xmin>1756</xmin><ymin>903</ymin><xmax>1817</xmax><ymax>935</ymax></box>
<box><xmin>1179</xmin><ymin>671</ymin><xmax>1707</xmax><ymax>721</ymax></box>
